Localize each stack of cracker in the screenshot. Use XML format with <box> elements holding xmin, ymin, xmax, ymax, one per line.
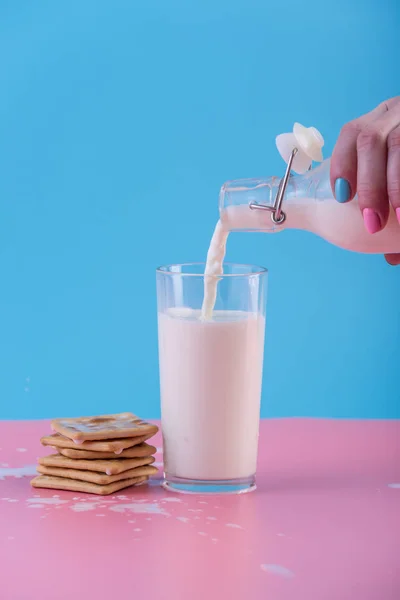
<box><xmin>31</xmin><ymin>413</ymin><xmax>159</xmax><ymax>495</ymax></box>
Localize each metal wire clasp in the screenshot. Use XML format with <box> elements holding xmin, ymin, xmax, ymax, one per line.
<box><xmin>249</xmin><ymin>147</ymin><xmax>298</xmax><ymax>225</ymax></box>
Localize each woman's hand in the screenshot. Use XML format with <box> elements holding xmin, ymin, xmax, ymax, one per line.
<box><xmin>330</xmin><ymin>97</ymin><xmax>400</xmax><ymax>265</ymax></box>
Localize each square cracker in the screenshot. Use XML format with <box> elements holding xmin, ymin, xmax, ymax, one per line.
<box><xmin>36</xmin><ymin>464</ymin><xmax>159</xmax><ymax>485</ymax></box>
<box><xmin>41</xmin><ymin>433</ymin><xmax>151</xmax><ymax>454</ymax></box>
<box><xmin>38</xmin><ymin>454</ymin><xmax>155</xmax><ymax>475</ymax></box>
<box><xmin>58</xmin><ymin>442</ymin><xmax>156</xmax><ymax>460</ymax></box>
<box><xmin>31</xmin><ymin>474</ymin><xmax>148</xmax><ymax>495</ymax></box>
<box><xmin>51</xmin><ymin>413</ymin><xmax>158</xmax><ymax>443</ymax></box>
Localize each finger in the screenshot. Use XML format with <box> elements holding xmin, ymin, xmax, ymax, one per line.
<box><xmin>385</xmin><ymin>253</ymin><xmax>400</xmax><ymax>266</ymax></box>
<box><xmin>330</xmin><ymin>121</ymin><xmax>359</xmax><ymax>202</ymax></box>
<box><xmin>357</xmin><ymin>102</ymin><xmax>400</xmax><ymax>233</ymax></box>
<box><xmin>330</xmin><ymin>98</ymin><xmax>400</xmax><ymax>203</ymax></box>
<box><xmin>387</xmin><ymin>123</ymin><xmax>400</xmax><ymax>224</ymax></box>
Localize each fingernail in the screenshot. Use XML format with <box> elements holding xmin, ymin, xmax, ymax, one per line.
<box><xmin>334</xmin><ymin>178</ymin><xmax>351</xmax><ymax>203</ymax></box>
<box><xmin>385</xmin><ymin>254</ymin><xmax>400</xmax><ymax>266</ymax></box>
<box><xmin>363</xmin><ymin>208</ymin><xmax>381</xmax><ymax>234</ymax></box>
<box><xmin>396</xmin><ymin>208</ymin><xmax>400</xmax><ymax>225</ymax></box>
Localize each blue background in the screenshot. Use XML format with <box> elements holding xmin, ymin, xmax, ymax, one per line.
<box><xmin>0</xmin><ymin>0</ymin><xmax>398</xmax><ymax>420</ymax></box>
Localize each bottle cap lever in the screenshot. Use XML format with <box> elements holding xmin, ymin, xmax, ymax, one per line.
<box><xmin>250</xmin><ymin>123</ymin><xmax>324</xmax><ymax>225</ymax></box>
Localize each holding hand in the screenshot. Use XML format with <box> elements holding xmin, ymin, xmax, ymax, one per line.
<box><xmin>330</xmin><ymin>97</ymin><xmax>400</xmax><ymax>265</ymax></box>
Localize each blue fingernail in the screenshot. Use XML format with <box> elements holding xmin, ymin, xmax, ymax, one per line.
<box><xmin>334</xmin><ymin>178</ymin><xmax>351</xmax><ymax>203</ymax></box>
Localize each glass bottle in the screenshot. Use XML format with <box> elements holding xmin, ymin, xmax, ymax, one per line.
<box><xmin>219</xmin><ymin>158</ymin><xmax>400</xmax><ymax>255</ymax></box>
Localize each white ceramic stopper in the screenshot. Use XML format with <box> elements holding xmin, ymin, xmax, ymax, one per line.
<box><xmin>276</xmin><ymin>123</ymin><xmax>324</xmax><ymax>174</ymax></box>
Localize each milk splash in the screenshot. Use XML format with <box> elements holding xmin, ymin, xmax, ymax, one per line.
<box><xmin>0</xmin><ymin>465</ymin><xmax>37</xmax><ymax>480</ymax></box>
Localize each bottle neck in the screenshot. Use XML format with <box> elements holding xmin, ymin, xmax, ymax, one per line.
<box><xmin>219</xmin><ymin>158</ymin><xmax>332</xmax><ymax>233</ymax></box>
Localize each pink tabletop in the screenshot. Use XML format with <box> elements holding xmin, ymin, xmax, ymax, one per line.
<box><xmin>0</xmin><ymin>419</ymin><xmax>399</xmax><ymax>600</ymax></box>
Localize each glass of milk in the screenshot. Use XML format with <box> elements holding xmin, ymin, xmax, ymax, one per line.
<box><xmin>156</xmin><ymin>263</ymin><xmax>267</xmax><ymax>494</ymax></box>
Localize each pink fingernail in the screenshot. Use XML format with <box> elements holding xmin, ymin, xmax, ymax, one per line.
<box><xmin>396</xmin><ymin>208</ymin><xmax>400</xmax><ymax>225</ymax></box>
<box><xmin>362</xmin><ymin>208</ymin><xmax>381</xmax><ymax>234</ymax></box>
